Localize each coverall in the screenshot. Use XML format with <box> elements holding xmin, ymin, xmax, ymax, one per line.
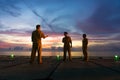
<box><xmin>82</xmin><ymin>38</ymin><xmax>88</xmax><ymax>61</ymax></box>
<box><xmin>30</xmin><ymin>30</ymin><xmax>45</xmax><ymax>64</ymax></box>
<box><xmin>62</xmin><ymin>36</ymin><xmax>72</xmax><ymax>61</ymax></box>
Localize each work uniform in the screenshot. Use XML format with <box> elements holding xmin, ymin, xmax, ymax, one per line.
<box><xmin>30</xmin><ymin>30</ymin><xmax>45</xmax><ymax>64</ymax></box>
<box><xmin>82</xmin><ymin>38</ymin><xmax>88</xmax><ymax>61</ymax></box>
<box><xmin>62</xmin><ymin>36</ymin><xmax>72</xmax><ymax>61</ymax></box>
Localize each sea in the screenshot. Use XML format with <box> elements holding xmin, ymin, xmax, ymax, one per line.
<box><xmin>0</xmin><ymin>51</ymin><xmax>119</xmax><ymax>57</ymax></box>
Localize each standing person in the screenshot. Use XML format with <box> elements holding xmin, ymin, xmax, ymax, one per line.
<box><xmin>30</xmin><ymin>24</ymin><xmax>48</xmax><ymax>64</ymax></box>
<box><xmin>62</xmin><ymin>32</ymin><xmax>72</xmax><ymax>61</ymax></box>
<box><xmin>82</xmin><ymin>34</ymin><xmax>88</xmax><ymax>61</ymax></box>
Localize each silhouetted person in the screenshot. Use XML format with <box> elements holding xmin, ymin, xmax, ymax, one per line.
<box><xmin>30</xmin><ymin>24</ymin><xmax>48</xmax><ymax>64</ymax></box>
<box><xmin>62</xmin><ymin>32</ymin><xmax>72</xmax><ymax>61</ymax></box>
<box><xmin>82</xmin><ymin>34</ymin><xmax>88</xmax><ymax>61</ymax></box>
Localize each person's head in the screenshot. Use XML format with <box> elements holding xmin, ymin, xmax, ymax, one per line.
<box><xmin>83</xmin><ymin>34</ymin><xmax>87</xmax><ymax>38</ymax></box>
<box><xmin>36</xmin><ymin>24</ymin><xmax>41</xmax><ymax>31</ymax></box>
<box><xmin>64</xmin><ymin>32</ymin><xmax>68</xmax><ymax>36</ymax></box>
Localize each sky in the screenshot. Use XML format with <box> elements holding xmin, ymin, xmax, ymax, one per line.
<box><xmin>0</xmin><ymin>0</ymin><xmax>120</xmax><ymax>52</ymax></box>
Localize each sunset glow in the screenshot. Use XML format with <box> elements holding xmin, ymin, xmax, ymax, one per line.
<box><xmin>0</xmin><ymin>0</ymin><xmax>120</xmax><ymax>53</ymax></box>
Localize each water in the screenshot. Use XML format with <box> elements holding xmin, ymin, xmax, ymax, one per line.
<box><xmin>0</xmin><ymin>51</ymin><xmax>119</xmax><ymax>57</ymax></box>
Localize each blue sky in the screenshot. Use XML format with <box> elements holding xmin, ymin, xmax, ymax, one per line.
<box><xmin>0</xmin><ymin>0</ymin><xmax>120</xmax><ymax>52</ymax></box>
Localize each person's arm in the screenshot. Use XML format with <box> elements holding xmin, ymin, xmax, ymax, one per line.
<box><xmin>70</xmin><ymin>42</ymin><xmax>72</xmax><ymax>48</ymax></box>
<box><xmin>86</xmin><ymin>38</ymin><xmax>88</xmax><ymax>45</ymax></box>
<box><xmin>62</xmin><ymin>38</ymin><xmax>64</xmax><ymax>43</ymax></box>
<box><xmin>70</xmin><ymin>37</ymin><xmax>72</xmax><ymax>48</ymax></box>
<box><xmin>45</xmin><ymin>35</ymin><xmax>48</xmax><ymax>38</ymax></box>
<box><xmin>31</xmin><ymin>32</ymin><xmax>33</xmax><ymax>42</ymax></box>
<box><xmin>31</xmin><ymin>31</ymin><xmax>35</xmax><ymax>42</ymax></box>
<box><xmin>41</xmin><ymin>31</ymin><xmax>48</xmax><ymax>39</ymax></box>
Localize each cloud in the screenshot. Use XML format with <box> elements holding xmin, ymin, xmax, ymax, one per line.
<box><xmin>50</xmin><ymin>14</ymin><xmax>74</xmax><ymax>24</ymax></box>
<box><xmin>0</xmin><ymin>40</ymin><xmax>30</xmax><ymax>49</ymax></box>
<box><xmin>76</xmin><ymin>1</ymin><xmax>120</xmax><ymax>34</ymax></box>
<box><xmin>0</xmin><ymin>21</ymin><xmax>5</xmax><ymax>28</ymax></box>
<box><xmin>0</xmin><ymin>0</ymin><xmax>21</xmax><ymax>17</ymax></box>
<box><xmin>89</xmin><ymin>41</ymin><xmax>120</xmax><ymax>52</ymax></box>
<box><xmin>0</xmin><ymin>0</ymin><xmax>120</xmax><ymax>53</ymax></box>
<box><xmin>0</xmin><ymin>29</ymin><xmax>31</xmax><ymax>37</ymax></box>
<box><xmin>0</xmin><ymin>40</ymin><xmax>12</xmax><ymax>48</ymax></box>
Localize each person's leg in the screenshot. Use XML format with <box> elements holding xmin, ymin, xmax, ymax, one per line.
<box><xmin>63</xmin><ymin>48</ymin><xmax>67</xmax><ymax>61</ymax></box>
<box><xmin>38</xmin><ymin>44</ymin><xmax>42</xmax><ymax>64</ymax></box>
<box><xmin>30</xmin><ymin>43</ymin><xmax>37</xmax><ymax>63</ymax></box>
<box><xmin>83</xmin><ymin>49</ymin><xmax>86</xmax><ymax>61</ymax></box>
<box><xmin>85</xmin><ymin>49</ymin><xmax>88</xmax><ymax>61</ymax></box>
<box><xmin>83</xmin><ymin>49</ymin><xmax>88</xmax><ymax>61</ymax></box>
<box><xmin>68</xmin><ymin>48</ymin><xmax>72</xmax><ymax>61</ymax></box>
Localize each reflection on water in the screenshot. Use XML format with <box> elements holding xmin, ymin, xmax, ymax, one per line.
<box><xmin>0</xmin><ymin>51</ymin><xmax>119</xmax><ymax>57</ymax></box>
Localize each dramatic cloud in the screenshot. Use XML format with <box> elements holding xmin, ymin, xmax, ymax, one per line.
<box><xmin>76</xmin><ymin>0</ymin><xmax>120</xmax><ymax>34</ymax></box>
<box><xmin>0</xmin><ymin>0</ymin><xmax>21</xmax><ymax>17</ymax></box>
<box><xmin>0</xmin><ymin>0</ymin><xmax>120</xmax><ymax>53</ymax></box>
